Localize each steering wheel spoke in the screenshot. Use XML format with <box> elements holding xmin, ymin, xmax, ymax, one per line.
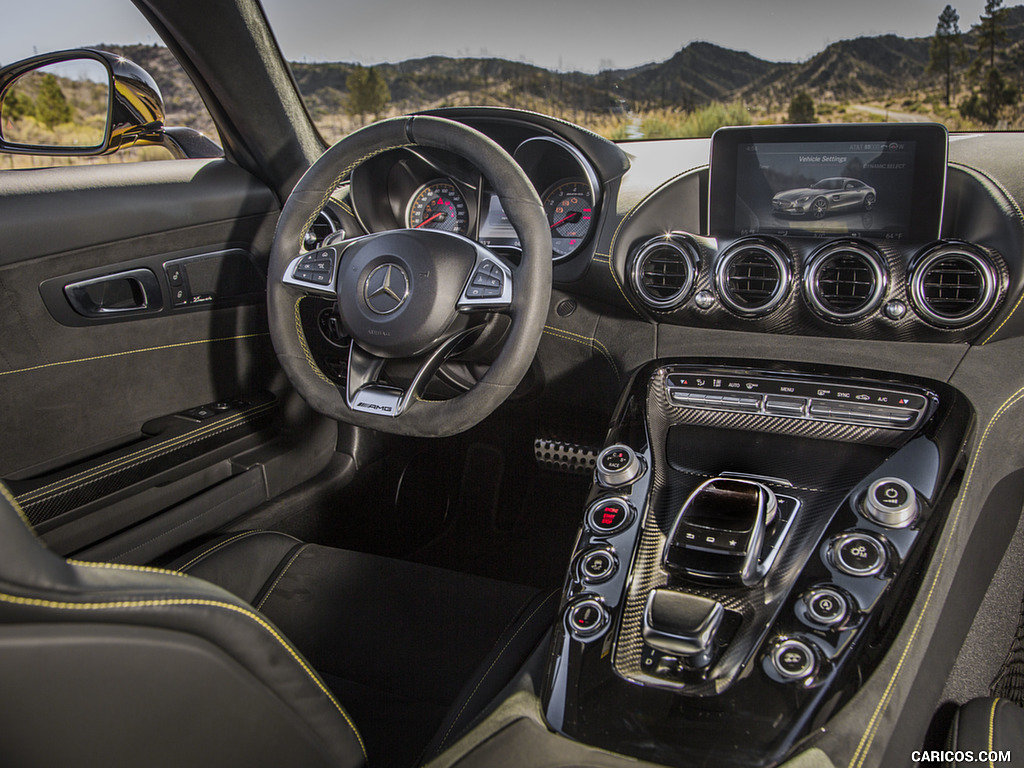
<box><xmin>346</xmin><ymin>326</ymin><xmax>485</xmax><ymax>417</ymax></box>
<box><xmin>457</xmin><ymin>244</ymin><xmax>513</xmax><ymax>313</ymax></box>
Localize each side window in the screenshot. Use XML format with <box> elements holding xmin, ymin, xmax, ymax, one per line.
<box><xmin>1</xmin><ymin>40</ymin><xmax>218</xmax><ymax>170</ymax></box>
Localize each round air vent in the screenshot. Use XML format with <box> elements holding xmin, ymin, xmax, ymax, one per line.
<box><xmin>714</xmin><ymin>239</ymin><xmax>791</xmax><ymax>317</ymax></box>
<box><xmin>630</xmin><ymin>237</ymin><xmax>699</xmax><ymax>310</ymax></box>
<box><xmin>909</xmin><ymin>244</ymin><xmax>999</xmax><ymax>328</ymax></box>
<box><xmin>804</xmin><ymin>242</ymin><xmax>888</xmax><ymax>322</ymax></box>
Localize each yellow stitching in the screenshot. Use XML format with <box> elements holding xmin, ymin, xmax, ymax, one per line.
<box><xmin>982</xmin><ymin>290</ymin><xmax>1024</xmax><ymax>345</ymax></box>
<box><xmin>849</xmin><ymin>387</ymin><xmax>1024</xmax><ymax>768</ymax></box>
<box><xmin>256</xmin><ymin>545</ymin><xmax>307</xmax><ymax>611</ymax></box>
<box><xmin>945</xmin><ymin>163</ymin><xmax>1024</xmax><ymax>345</ymax></box>
<box><xmin>0</xmin><ymin>334</ymin><xmax>270</xmax><ymax>378</ymax></box>
<box><xmin>542</xmin><ymin>326</ymin><xmax>621</xmax><ymax>385</ymax></box>
<box><xmin>177</xmin><ymin>531</ymin><xmax>267</xmax><ymax>572</ymax></box>
<box><xmin>294</xmin><ymin>297</ymin><xmax>333</xmax><ymax>384</ymax></box>
<box><xmin>16</xmin><ymin>402</ymin><xmax>277</xmax><ymax>504</ymax></box>
<box><xmin>989</xmin><ymin>697</ymin><xmax>998</xmax><ymax>767</ymax></box>
<box><xmin>0</xmin><ymin>590</ymin><xmax>367</xmax><ymax>759</ymax></box>
<box><xmin>0</xmin><ymin>483</ymin><xmax>34</xmax><ymax>530</ymax></box>
<box><xmin>299</xmin><ymin>143</ymin><xmax>414</xmax><ymax>246</ymax></box>
<box><xmin>438</xmin><ymin>590</ymin><xmax>558</xmax><ymax>749</ymax></box>
<box><xmin>68</xmin><ymin>560</ymin><xmax>187</xmax><ymax>578</ymax></box>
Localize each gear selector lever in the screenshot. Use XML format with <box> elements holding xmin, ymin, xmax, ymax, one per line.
<box><xmin>664</xmin><ymin>478</ymin><xmax>777</xmax><ymax>586</ymax></box>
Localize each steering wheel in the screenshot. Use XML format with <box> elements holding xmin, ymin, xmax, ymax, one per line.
<box><xmin>267</xmin><ymin>116</ymin><xmax>552</xmax><ymax>437</ymax></box>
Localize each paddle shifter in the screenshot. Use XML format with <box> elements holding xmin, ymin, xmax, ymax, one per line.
<box><xmin>663</xmin><ymin>477</ymin><xmax>778</xmax><ymax>586</ymax></box>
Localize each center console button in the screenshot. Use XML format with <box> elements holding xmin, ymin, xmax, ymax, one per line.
<box><xmin>770</xmin><ymin>638</ymin><xmax>817</xmax><ymax>680</ymax></box>
<box><xmin>596</xmin><ymin>444</ymin><xmax>644</xmax><ymax>488</ymax></box>
<box><xmin>579</xmin><ymin>548</ymin><xmax>617</xmax><ymax>584</ymax></box>
<box><xmin>587</xmin><ymin>497</ymin><xmax>635</xmax><ymax>535</ymax></box>
<box><xmin>803</xmin><ymin>587</ymin><xmax>848</xmax><ymax>627</ymax></box>
<box><xmin>862</xmin><ymin>477</ymin><xmax>918</xmax><ymax>528</ymax></box>
<box><xmin>567</xmin><ymin>598</ymin><xmax>608</xmax><ymax>639</ymax></box>
<box><xmin>831</xmin><ymin>532</ymin><xmax>887</xmax><ymax>577</ymax></box>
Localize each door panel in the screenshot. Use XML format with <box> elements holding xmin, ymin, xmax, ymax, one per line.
<box><xmin>0</xmin><ymin>158</ymin><xmax>332</xmax><ymax>557</ymax></box>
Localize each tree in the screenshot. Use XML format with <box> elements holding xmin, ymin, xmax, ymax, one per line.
<box><xmin>961</xmin><ymin>0</ymin><xmax>1017</xmax><ymax>125</ymax></box>
<box><xmin>34</xmin><ymin>73</ymin><xmax>72</xmax><ymax>129</ymax></box>
<box><xmin>788</xmin><ymin>91</ymin><xmax>815</xmax><ymax>123</ymax></box>
<box><xmin>2</xmin><ymin>89</ymin><xmax>34</xmax><ymax>121</ymax></box>
<box><xmin>346</xmin><ymin>65</ymin><xmax>390</xmax><ymax>121</ymax></box>
<box><xmin>975</xmin><ymin>0</ymin><xmax>1009</xmax><ymax>73</ymax></box>
<box><xmin>960</xmin><ymin>66</ymin><xmax>1017</xmax><ymax>124</ymax></box>
<box><xmin>928</xmin><ymin>5</ymin><xmax>965</xmax><ymax>107</ymax></box>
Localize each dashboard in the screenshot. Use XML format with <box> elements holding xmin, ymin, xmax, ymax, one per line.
<box><xmin>296</xmin><ymin>109</ymin><xmax>1024</xmax><ymax>768</ymax></box>
<box><xmin>331</xmin><ymin>109</ymin><xmax>1024</xmax><ymax>353</ymax></box>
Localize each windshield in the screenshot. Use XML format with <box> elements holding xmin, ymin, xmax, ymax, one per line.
<box><xmin>260</xmin><ymin>0</ymin><xmax>1017</xmax><ymax>142</ymax></box>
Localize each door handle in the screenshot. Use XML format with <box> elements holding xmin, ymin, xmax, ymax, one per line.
<box><xmin>64</xmin><ymin>268</ymin><xmax>160</xmax><ymax>317</ymax></box>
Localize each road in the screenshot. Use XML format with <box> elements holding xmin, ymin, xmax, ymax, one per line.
<box><xmin>848</xmin><ymin>104</ymin><xmax>932</xmax><ymax>123</ymax></box>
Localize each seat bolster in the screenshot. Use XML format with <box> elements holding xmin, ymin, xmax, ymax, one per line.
<box><xmin>946</xmin><ymin>697</ymin><xmax>1024</xmax><ymax>766</ymax></box>
<box><xmin>0</xmin><ymin>543</ymin><xmax>367</xmax><ymax>767</ymax></box>
<box><xmin>423</xmin><ymin>588</ymin><xmax>561</xmax><ymax>759</ymax></box>
<box><xmin>168</xmin><ymin>530</ymin><xmax>304</xmax><ymax>604</ymax></box>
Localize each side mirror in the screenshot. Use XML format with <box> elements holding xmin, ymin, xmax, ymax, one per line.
<box><xmin>0</xmin><ymin>49</ymin><xmax>165</xmax><ymax>156</ymax></box>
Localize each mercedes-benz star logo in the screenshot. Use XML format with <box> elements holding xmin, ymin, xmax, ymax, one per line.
<box><xmin>364</xmin><ymin>263</ymin><xmax>410</xmax><ymax>315</ymax></box>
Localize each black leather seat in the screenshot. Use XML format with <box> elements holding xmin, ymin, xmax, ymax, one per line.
<box><xmin>0</xmin><ymin>484</ymin><xmax>557</xmax><ymax>768</ymax></box>
<box><xmin>945</xmin><ymin>697</ymin><xmax>1024</xmax><ymax>767</ymax></box>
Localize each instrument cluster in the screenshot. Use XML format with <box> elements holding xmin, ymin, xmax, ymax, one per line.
<box><xmin>349</xmin><ymin>131</ymin><xmax>601</xmax><ymax>262</ymax></box>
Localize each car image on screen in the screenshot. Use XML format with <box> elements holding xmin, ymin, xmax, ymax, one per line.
<box><xmin>771</xmin><ymin>176</ymin><xmax>877</xmax><ymax>219</ymax></box>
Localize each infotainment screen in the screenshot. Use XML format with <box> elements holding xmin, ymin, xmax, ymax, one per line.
<box><xmin>709</xmin><ymin>124</ymin><xmax>947</xmax><ymax>242</ymax></box>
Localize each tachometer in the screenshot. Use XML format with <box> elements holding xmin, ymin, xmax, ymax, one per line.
<box><xmin>543</xmin><ymin>181</ymin><xmax>594</xmax><ymax>258</ymax></box>
<box><xmin>407</xmin><ymin>180</ymin><xmax>469</xmax><ymax>235</ymax></box>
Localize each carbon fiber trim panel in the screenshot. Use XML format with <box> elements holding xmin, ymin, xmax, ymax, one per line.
<box><xmin>12</xmin><ymin>398</ymin><xmax>277</xmax><ymax>528</ymax></box>
<box><xmin>611</xmin><ymin>367</ymin><xmax>892</xmax><ymax>693</ymax></box>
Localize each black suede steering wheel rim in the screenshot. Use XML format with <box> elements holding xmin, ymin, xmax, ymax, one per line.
<box><xmin>267</xmin><ymin>116</ymin><xmax>552</xmax><ymax>437</ymax></box>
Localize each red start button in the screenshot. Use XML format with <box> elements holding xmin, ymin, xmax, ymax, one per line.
<box><xmin>588</xmin><ymin>498</ymin><xmax>633</xmax><ymax>534</ymax></box>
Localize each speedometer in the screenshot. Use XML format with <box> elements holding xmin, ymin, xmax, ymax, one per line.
<box><xmin>543</xmin><ymin>181</ymin><xmax>594</xmax><ymax>258</ymax></box>
<box><xmin>407</xmin><ymin>180</ymin><xmax>469</xmax><ymax>235</ymax></box>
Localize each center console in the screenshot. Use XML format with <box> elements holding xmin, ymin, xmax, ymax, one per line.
<box><xmin>542</xmin><ymin>360</ymin><xmax>970</xmax><ymax>767</ymax></box>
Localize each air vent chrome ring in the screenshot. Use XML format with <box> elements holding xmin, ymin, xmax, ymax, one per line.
<box><xmin>908</xmin><ymin>243</ymin><xmax>999</xmax><ymax>328</ymax></box>
<box><xmin>630</xmin><ymin>237</ymin><xmax>699</xmax><ymax>310</ymax></box>
<box><xmin>804</xmin><ymin>241</ymin><xmax>888</xmax><ymax>322</ymax></box>
<box><xmin>714</xmin><ymin>239</ymin><xmax>792</xmax><ymax>317</ymax></box>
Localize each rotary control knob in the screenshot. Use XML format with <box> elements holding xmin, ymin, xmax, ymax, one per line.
<box><xmin>862</xmin><ymin>478</ymin><xmax>918</xmax><ymax>528</ymax></box>
<box><xmin>770</xmin><ymin>637</ymin><xmax>817</xmax><ymax>680</ymax></box>
<box><xmin>596</xmin><ymin>444</ymin><xmax>644</xmax><ymax>488</ymax></box>
<box><xmin>566</xmin><ymin>598</ymin><xmax>609</xmax><ymax>639</ymax></box>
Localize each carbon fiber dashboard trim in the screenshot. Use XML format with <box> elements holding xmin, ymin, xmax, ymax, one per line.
<box><xmin>611</xmin><ymin>367</ymin><xmax>899</xmax><ymax>693</ymax></box>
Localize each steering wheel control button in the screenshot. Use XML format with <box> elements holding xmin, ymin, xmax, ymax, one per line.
<box><xmin>831</xmin><ymin>532</ymin><xmax>887</xmax><ymax>577</ymax></box>
<box><xmin>567</xmin><ymin>599</ymin><xmax>609</xmax><ymax>639</ymax></box>
<box><xmin>804</xmin><ymin>587</ymin><xmax>848</xmax><ymax>627</ymax></box>
<box><xmin>289</xmin><ymin>248</ymin><xmax>337</xmax><ymax>289</ymax></box>
<box><xmin>771</xmin><ymin>638</ymin><xmax>817</xmax><ymax>680</ymax></box>
<box><xmin>460</xmin><ymin>257</ymin><xmax>512</xmax><ymax>308</ymax></box>
<box><xmin>587</xmin><ymin>498</ymin><xmax>635</xmax><ymax>535</ymax></box>
<box><xmin>579</xmin><ymin>548</ymin><xmax>617</xmax><ymax>584</ymax></box>
<box><xmin>596</xmin><ymin>444</ymin><xmax>643</xmax><ymax>487</ymax></box>
<box><xmin>862</xmin><ymin>478</ymin><xmax>918</xmax><ymax>528</ymax></box>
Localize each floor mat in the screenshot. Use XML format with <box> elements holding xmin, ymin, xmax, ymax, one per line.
<box><xmin>243</xmin><ymin>404</ymin><xmax>598</xmax><ymax>589</ymax></box>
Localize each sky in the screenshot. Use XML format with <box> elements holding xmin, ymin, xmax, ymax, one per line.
<box><xmin>0</xmin><ymin>0</ymin><xmax>995</xmax><ymax>73</ymax></box>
